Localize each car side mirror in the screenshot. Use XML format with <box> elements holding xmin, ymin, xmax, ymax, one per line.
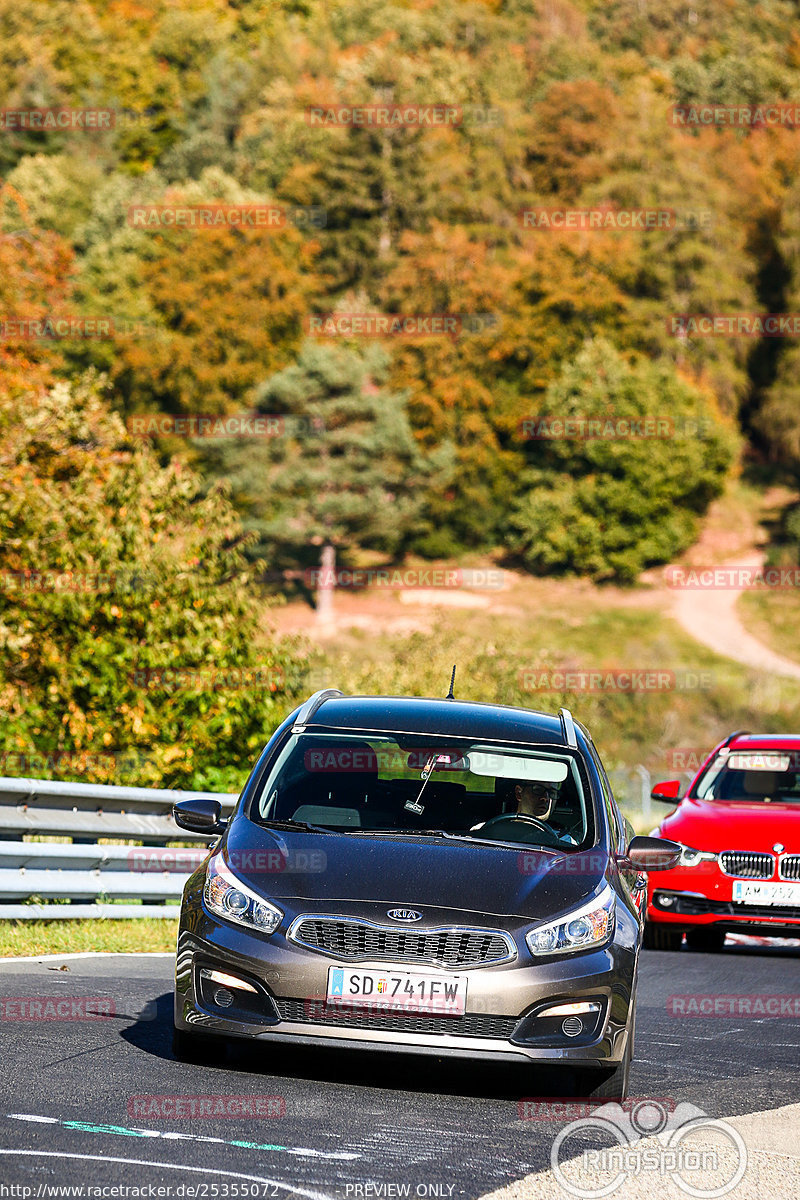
<box><xmin>625</xmin><ymin>835</ymin><xmax>682</xmax><ymax>871</ymax></box>
<box><xmin>173</xmin><ymin>798</ymin><xmax>227</xmax><ymax>834</ymax></box>
<box><xmin>651</xmin><ymin>779</ymin><xmax>682</xmax><ymax>803</ymax></box>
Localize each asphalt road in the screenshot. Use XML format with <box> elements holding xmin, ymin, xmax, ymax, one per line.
<box><xmin>0</xmin><ymin>940</ymin><xmax>798</xmax><ymax>1199</ymax></box>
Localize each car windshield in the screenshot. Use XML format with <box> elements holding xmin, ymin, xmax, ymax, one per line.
<box><xmin>694</xmin><ymin>751</ymin><xmax>800</xmax><ymax>803</ymax></box>
<box><xmin>251</xmin><ymin>733</ymin><xmax>593</xmax><ymax>849</ymax></box>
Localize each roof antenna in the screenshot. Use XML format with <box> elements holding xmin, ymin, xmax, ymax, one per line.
<box><xmin>445</xmin><ymin>664</ymin><xmax>456</xmax><ymax>700</ymax></box>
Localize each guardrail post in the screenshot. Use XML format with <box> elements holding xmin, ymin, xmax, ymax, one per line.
<box><xmin>634</xmin><ymin>764</ymin><xmax>652</xmax><ymax>825</ymax></box>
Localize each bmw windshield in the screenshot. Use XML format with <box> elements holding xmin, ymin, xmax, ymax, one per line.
<box><xmin>694</xmin><ymin>750</ymin><xmax>800</xmax><ymax>803</ymax></box>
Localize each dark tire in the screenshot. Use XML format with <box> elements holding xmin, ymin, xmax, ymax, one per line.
<box><xmin>172</xmin><ymin>1025</ymin><xmax>228</xmax><ymax>1064</ymax></box>
<box><xmin>562</xmin><ymin>1008</ymin><xmax>635</xmax><ymax>1102</ymax></box>
<box><xmin>642</xmin><ymin>922</ymin><xmax>683</xmax><ymax>951</ymax></box>
<box><xmin>575</xmin><ymin>1023</ymin><xmax>633</xmax><ymax>1101</ymax></box>
<box><xmin>685</xmin><ymin>927</ymin><xmax>726</xmax><ymax>952</ymax></box>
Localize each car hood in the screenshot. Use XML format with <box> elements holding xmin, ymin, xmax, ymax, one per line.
<box><xmin>659</xmin><ymin>797</ymin><xmax>800</xmax><ymax>850</ymax></box>
<box><xmin>222</xmin><ymin>821</ymin><xmax>607</xmax><ymax>921</ymax></box>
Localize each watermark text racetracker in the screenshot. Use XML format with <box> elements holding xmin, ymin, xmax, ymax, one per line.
<box><xmin>520</xmin><ymin>207</ymin><xmax>712</xmax><ymax>232</ymax></box>
<box><xmin>519</xmin><ymin>668</ymin><xmax>714</xmax><ymax>693</ymax></box>
<box><xmin>0</xmin><ymin>997</ymin><xmax>115</xmax><ymax>1020</ymax></box>
<box><xmin>127</xmin><ymin>205</ymin><xmax>326</xmax><ymax>230</ymax></box>
<box><xmin>304</xmin><ymin>313</ymin><xmax>500</xmax><ymax>340</ymax></box>
<box><xmin>666</xmin><ymin>565</ymin><xmax>800</xmax><ymax>589</ymax></box>
<box><xmin>126</xmin><ymin>414</ymin><xmax>324</xmax><ymax>439</ymax></box>
<box><xmin>305</xmin><ymin>103</ymin><xmax>501</xmax><ymax>128</ymax></box>
<box><xmin>670</xmin><ymin>313</ymin><xmax>800</xmax><ymax>337</ymax></box>
<box><xmin>671</xmin><ymin>102</ymin><xmax>800</xmax><ymax>127</ymax></box>
<box><xmin>668</xmin><ymin>993</ymin><xmax>800</xmax><ymax>1017</ymax></box>
<box><xmin>304</xmin><ymin>567</ymin><xmax>505</xmax><ymax>590</ymax></box>
<box><xmin>0</xmin><ymin>1188</ymin><xmax>283</xmax><ymax>1199</ymax></box>
<box><xmin>517</xmin><ymin>415</ymin><xmax>714</xmax><ymax>440</ymax></box>
<box><xmin>128</xmin><ymin>848</ymin><xmax>326</xmax><ymax>875</ymax></box>
<box><xmin>127</xmin><ymin>1096</ymin><xmax>285</xmax><ymax>1119</ymax></box>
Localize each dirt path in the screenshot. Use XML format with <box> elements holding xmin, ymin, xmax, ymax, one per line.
<box><xmin>670</xmin><ymin>551</ymin><xmax>800</xmax><ymax>679</ymax></box>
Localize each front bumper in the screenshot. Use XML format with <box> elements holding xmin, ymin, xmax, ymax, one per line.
<box><xmin>175</xmin><ymin>892</ymin><xmax>636</xmax><ymax>1068</ymax></box>
<box><xmin>646</xmin><ymin>863</ymin><xmax>800</xmax><ymax>935</ymax></box>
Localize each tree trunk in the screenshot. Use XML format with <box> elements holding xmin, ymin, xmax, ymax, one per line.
<box><xmin>316</xmin><ymin>542</ymin><xmax>336</xmax><ymax>626</ymax></box>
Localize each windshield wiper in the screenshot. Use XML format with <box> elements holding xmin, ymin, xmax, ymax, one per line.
<box><xmin>260</xmin><ymin>819</ymin><xmax>333</xmax><ymax>834</ymax></box>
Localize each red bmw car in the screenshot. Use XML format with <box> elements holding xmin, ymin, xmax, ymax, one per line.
<box><xmin>645</xmin><ymin>731</ymin><xmax>800</xmax><ymax>950</ymax></box>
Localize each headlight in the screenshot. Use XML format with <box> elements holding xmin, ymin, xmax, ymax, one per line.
<box><xmin>526</xmin><ymin>886</ymin><xmax>615</xmax><ymax>957</ymax></box>
<box><xmin>203</xmin><ymin>853</ymin><xmax>283</xmax><ymax>935</ymax></box>
<box><xmin>678</xmin><ymin>844</ymin><xmax>717</xmax><ymax>867</ymax></box>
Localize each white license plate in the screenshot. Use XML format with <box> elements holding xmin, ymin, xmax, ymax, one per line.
<box><xmin>732</xmin><ymin>880</ymin><xmax>800</xmax><ymax>906</ymax></box>
<box><xmin>325</xmin><ymin>967</ymin><xmax>467</xmax><ymax>1016</ymax></box>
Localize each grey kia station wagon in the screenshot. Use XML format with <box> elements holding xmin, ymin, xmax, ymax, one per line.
<box><xmin>172</xmin><ymin>689</ymin><xmax>679</xmax><ymax>1098</ymax></box>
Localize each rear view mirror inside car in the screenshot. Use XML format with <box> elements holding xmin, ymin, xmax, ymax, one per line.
<box><xmin>468</xmin><ymin>752</ymin><xmax>569</xmax><ymax>783</ymax></box>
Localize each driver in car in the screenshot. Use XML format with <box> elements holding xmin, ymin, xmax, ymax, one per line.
<box><xmin>472</xmin><ymin>781</ymin><xmax>578</xmax><ymax>844</ymax></box>
<box><xmin>513</xmin><ymin>781</ymin><xmax>578</xmax><ymax>844</ymax></box>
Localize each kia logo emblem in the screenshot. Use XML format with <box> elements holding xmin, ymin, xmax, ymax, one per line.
<box><xmin>387</xmin><ymin>908</ymin><xmax>422</xmax><ymax>923</ymax></box>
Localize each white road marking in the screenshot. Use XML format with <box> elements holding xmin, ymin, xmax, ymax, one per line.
<box><xmin>6</xmin><ymin>1115</ymin><xmax>361</xmax><ymax>1161</ymax></box>
<box><xmin>0</xmin><ymin>1149</ymin><xmax>334</xmax><ymax>1200</ymax></box>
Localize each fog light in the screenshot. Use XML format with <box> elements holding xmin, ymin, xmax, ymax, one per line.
<box><xmin>200</xmin><ymin>968</ymin><xmax>257</xmax><ymax>994</ymax></box>
<box><xmin>213</xmin><ymin>987</ymin><xmax>234</xmax><ymax>1008</ymax></box>
<box><xmin>562</xmin><ymin>1016</ymin><xmax>583</xmax><ymax>1037</ymax></box>
<box><xmin>538</xmin><ymin>1001</ymin><xmax>601</xmax><ymax>1019</ymax></box>
<box><xmin>658</xmin><ymin>895</ymin><xmax>675</xmax><ymax>907</ymax></box>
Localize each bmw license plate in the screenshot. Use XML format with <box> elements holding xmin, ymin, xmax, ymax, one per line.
<box><xmin>325</xmin><ymin>967</ymin><xmax>467</xmax><ymax>1015</ymax></box>
<box><xmin>732</xmin><ymin>880</ymin><xmax>800</xmax><ymax>906</ymax></box>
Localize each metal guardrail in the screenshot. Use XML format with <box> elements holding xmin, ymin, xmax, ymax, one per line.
<box><xmin>0</xmin><ymin>768</ymin><xmax>694</xmax><ymax>918</ymax></box>
<box><xmin>0</xmin><ymin>776</ymin><xmax>238</xmax><ymax>919</ymax></box>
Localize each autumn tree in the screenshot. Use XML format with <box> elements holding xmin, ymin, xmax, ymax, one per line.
<box><xmin>506</xmin><ymin>339</ymin><xmax>739</xmax><ymax>582</ymax></box>
<box><xmin>0</xmin><ymin>374</ymin><xmax>306</xmax><ymax>791</ymax></box>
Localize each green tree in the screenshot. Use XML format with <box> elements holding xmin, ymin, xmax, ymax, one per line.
<box><xmin>0</xmin><ymin>374</ymin><xmax>307</xmax><ymax>791</ymax></box>
<box><xmin>754</xmin><ymin>176</ymin><xmax>800</xmax><ymax>462</ymax></box>
<box><xmin>506</xmin><ymin>339</ymin><xmax>739</xmax><ymax>583</ymax></box>
<box><xmin>201</xmin><ymin>341</ymin><xmax>453</xmax><ymax>598</ymax></box>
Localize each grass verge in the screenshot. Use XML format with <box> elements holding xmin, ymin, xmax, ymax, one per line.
<box><xmin>738</xmin><ymin>588</ymin><xmax>800</xmax><ymax>669</ymax></box>
<box><xmin>0</xmin><ymin>919</ymin><xmax>177</xmax><ymax>957</ymax></box>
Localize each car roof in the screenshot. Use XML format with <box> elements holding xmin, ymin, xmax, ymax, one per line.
<box><xmin>726</xmin><ymin>733</ymin><xmax>800</xmax><ymax>751</ymax></box>
<box><xmin>298</xmin><ymin>694</ymin><xmax>580</xmax><ymax>749</ymax></box>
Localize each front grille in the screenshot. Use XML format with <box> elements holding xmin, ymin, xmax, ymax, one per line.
<box><xmin>665</xmin><ymin>894</ymin><xmax>800</xmax><ymax>920</ymax></box>
<box><xmin>719</xmin><ymin>852</ymin><xmax>775</xmax><ymax>879</ymax></box>
<box><xmin>275</xmin><ymin>997</ymin><xmax>518</xmax><ymax>1039</ymax></box>
<box><xmin>288</xmin><ymin>917</ymin><xmax>515</xmax><ymax>968</ymax></box>
<box><xmin>779</xmin><ymin>855</ymin><xmax>800</xmax><ymax>881</ymax></box>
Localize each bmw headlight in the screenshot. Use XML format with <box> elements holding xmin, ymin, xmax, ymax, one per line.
<box><xmin>678</xmin><ymin>845</ymin><xmax>717</xmax><ymax>867</ymax></box>
<box><xmin>526</xmin><ymin>886</ymin><xmax>615</xmax><ymax>957</ymax></box>
<box><xmin>203</xmin><ymin>853</ymin><xmax>283</xmax><ymax>935</ymax></box>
